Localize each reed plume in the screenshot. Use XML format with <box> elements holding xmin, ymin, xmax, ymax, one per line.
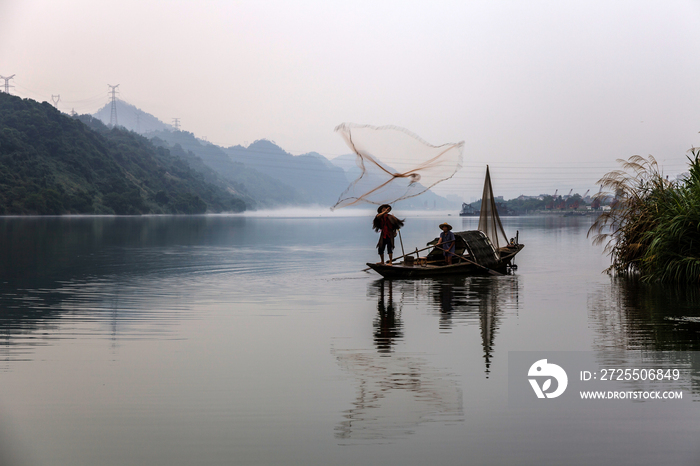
<box><xmin>589</xmin><ymin>148</ymin><xmax>700</xmax><ymax>283</ymax></box>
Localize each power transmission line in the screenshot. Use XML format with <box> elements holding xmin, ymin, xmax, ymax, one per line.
<box><xmin>108</xmin><ymin>84</ymin><xmax>119</xmax><ymax>127</ymax></box>
<box><xmin>0</xmin><ymin>74</ymin><xmax>15</xmax><ymax>94</ymax></box>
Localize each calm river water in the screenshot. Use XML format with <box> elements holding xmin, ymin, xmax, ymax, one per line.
<box><xmin>1</xmin><ymin>213</ymin><xmax>699</xmax><ymax>466</ymax></box>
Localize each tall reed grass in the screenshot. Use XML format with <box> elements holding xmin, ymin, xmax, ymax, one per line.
<box><xmin>589</xmin><ymin>148</ymin><xmax>700</xmax><ymax>283</ymax></box>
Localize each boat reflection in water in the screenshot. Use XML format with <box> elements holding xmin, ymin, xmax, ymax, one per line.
<box><xmin>381</xmin><ymin>275</ymin><xmax>520</xmax><ymax>377</ymax></box>
<box><xmin>429</xmin><ymin>275</ymin><xmax>520</xmax><ymax>377</ymax></box>
<box><xmin>332</xmin><ymin>276</ymin><xmax>520</xmax><ymax>442</ymax></box>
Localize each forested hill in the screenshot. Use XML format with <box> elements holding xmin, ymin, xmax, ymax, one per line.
<box><xmin>0</xmin><ymin>93</ymin><xmax>246</xmax><ymax>215</ymax></box>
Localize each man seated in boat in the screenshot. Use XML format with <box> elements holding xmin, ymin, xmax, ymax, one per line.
<box><xmin>435</xmin><ymin>222</ymin><xmax>456</xmax><ymax>265</ymax></box>
<box><xmin>373</xmin><ymin>204</ymin><xmax>404</xmax><ymax>265</ymax></box>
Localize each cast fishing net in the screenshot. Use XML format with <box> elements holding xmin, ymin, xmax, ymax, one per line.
<box><xmin>331</xmin><ymin>123</ymin><xmax>464</xmax><ymax>210</ymax></box>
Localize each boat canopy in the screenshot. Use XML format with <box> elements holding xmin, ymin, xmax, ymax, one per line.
<box><xmin>426</xmin><ymin>230</ymin><xmax>500</xmax><ymax>269</ymax></box>
<box><xmin>457</xmin><ymin>231</ymin><xmax>500</xmax><ymax>269</ymax></box>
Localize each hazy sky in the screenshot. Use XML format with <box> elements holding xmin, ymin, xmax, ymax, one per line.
<box><xmin>2</xmin><ymin>0</ymin><xmax>700</xmax><ymax>199</ymax></box>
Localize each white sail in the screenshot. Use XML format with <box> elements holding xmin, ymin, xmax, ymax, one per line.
<box><xmin>478</xmin><ymin>165</ymin><xmax>508</xmax><ymax>250</ymax></box>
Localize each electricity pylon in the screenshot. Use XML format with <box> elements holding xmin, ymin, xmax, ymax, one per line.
<box><xmin>108</xmin><ymin>84</ymin><xmax>119</xmax><ymax>127</ymax></box>
<box><xmin>0</xmin><ymin>75</ymin><xmax>15</xmax><ymax>94</ymax></box>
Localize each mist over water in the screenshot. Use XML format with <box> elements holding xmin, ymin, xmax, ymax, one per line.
<box><xmin>1</xmin><ymin>214</ymin><xmax>700</xmax><ymax>465</ymax></box>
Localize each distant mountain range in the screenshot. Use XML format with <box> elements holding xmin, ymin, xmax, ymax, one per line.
<box><xmin>91</xmin><ymin>100</ymin><xmax>460</xmax><ymax>210</ymax></box>
<box><xmin>225</xmin><ymin>139</ymin><xmax>348</xmax><ymax>206</ymax></box>
<box><xmin>149</xmin><ymin>130</ymin><xmax>304</xmax><ymax>209</ymax></box>
<box><xmin>0</xmin><ymin>96</ymin><xmax>457</xmax><ymax>215</ymax></box>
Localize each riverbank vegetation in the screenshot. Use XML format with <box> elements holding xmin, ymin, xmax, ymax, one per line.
<box><xmin>589</xmin><ymin>150</ymin><xmax>700</xmax><ymax>283</ymax></box>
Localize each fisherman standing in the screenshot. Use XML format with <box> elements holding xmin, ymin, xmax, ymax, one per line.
<box><xmin>373</xmin><ymin>204</ymin><xmax>404</xmax><ymax>265</ymax></box>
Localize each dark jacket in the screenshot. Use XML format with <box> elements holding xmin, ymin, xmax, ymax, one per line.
<box><xmin>373</xmin><ymin>214</ymin><xmax>404</xmax><ymax>249</ymax></box>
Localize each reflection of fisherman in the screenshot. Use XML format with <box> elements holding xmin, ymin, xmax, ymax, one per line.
<box><xmin>373</xmin><ymin>204</ymin><xmax>404</xmax><ymax>265</ymax></box>
<box><xmin>375</xmin><ymin>280</ymin><xmax>402</xmax><ymax>353</ymax></box>
<box><xmin>436</xmin><ymin>222</ymin><xmax>455</xmax><ymax>265</ymax></box>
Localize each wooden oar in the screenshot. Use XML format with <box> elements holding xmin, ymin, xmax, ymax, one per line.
<box><xmin>362</xmin><ymin>244</ymin><xmax>437</xmax><ymax>272</ymax></box>
<box><xmin>434</xmin><ymin>245</ymin><xmax>503</xmax><ymax>276</ymax></box>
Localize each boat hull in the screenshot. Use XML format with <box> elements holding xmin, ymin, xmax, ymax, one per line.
<box><xmin>366</xmin><ymin>244</ymin><xmax>523</xmax><ymax>279</ymax></box>
<box><xmin>366</xmin><ymin>261</ymin><xmax>496</xmax><ymax>278</ymax></box>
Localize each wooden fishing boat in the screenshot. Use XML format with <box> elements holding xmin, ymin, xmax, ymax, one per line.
<box><xmin>366</xmin><ymin>165</ymin><xmax>524</xmax><ymax>279</ymax></box>
<box><xmin>365</xmin><ymin>230</ymin><xmax>524</xmax><ymax>279</ymax></box>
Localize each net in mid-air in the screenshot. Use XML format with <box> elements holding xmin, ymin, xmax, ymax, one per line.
<box><xmin>331</xmin><ymin>123</ymin><xmax>464</xmax><ymax>210</ymax></box>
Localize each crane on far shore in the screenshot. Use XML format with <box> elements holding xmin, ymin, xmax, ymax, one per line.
<box><xmin>591</xmin><ymin>185</ymin><xmax>603</xmax><ymax>210</ymax></box>
<box><xmin>571</xmin><ymin>189</ymin><xmax>590</xmax><ymax>210</ymax></box>
<box><xmin>546</xmin><ymin>189</ymin><xmax>558</xmax><ymax>209</ymax></box>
